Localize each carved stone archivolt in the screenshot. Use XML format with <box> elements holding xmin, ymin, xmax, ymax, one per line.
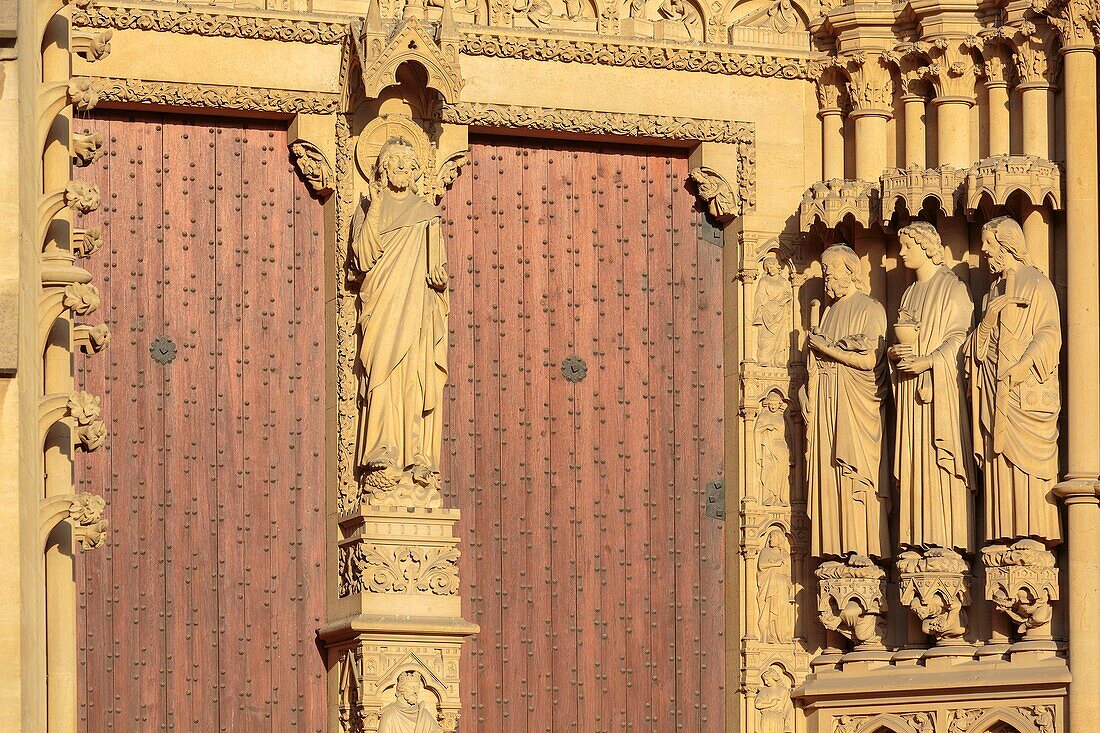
<box><xmin>69</xmin><ymin>76</ymin><xmax>341</xmax><ymax>114</ymax></box>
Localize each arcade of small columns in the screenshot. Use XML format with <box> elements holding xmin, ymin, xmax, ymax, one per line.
<box><xmin>797</xmin><ymin>0</ymin><xmax>1100</xmax><ymax>729</ymax></box>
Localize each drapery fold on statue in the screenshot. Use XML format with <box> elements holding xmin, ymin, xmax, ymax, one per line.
<box><xmin>892</xmin><ymin>266</ymin><xmax>976</xmax><ymax>553</ymax></box>
<box><xmin>968</xmin><ymin>264</ymin><xmax>1061</xmax><ymax>544</ymax></box>
<box><xmin>806</xmin><ymin>291</ymin><xmax>891</xmax><ymax>560</ymax></box>
<box><xmin>351</xmin><ymin>189</ymin><xmax>449</xmax><ymax>471</ymax></box>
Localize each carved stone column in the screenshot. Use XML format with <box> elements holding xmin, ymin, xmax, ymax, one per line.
<box><xmin>1035</xmin><ymin>0</ymin><xmax>1100</xmax><ymax>721</ymax></box>
<box><xmin>816</xmin><ymin>73</ymin><xmax>847</xmax><ymax>180</ymax></box>
<box><xmin>978</xmin><ymin>34</ymin><xmax>1014</xmax><ymax>156</ymax></box>
<box><xmin>843</xmin><ymin>53</ymin><xmax>894</xmax><ymax>180</ymax></box>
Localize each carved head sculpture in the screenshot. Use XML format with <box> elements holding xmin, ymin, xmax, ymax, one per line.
<box><xmin>897</xmin><ymin>221</ymin><xmax>945</xmax><ymax>269</ymax></box>
<box><xmin>375</xmin><ymin>136</ymin><xmax>422</xmax><ymax>194</ymax></box>
<box><xmin>981</xmin><ymin>216</ymin><xmax>1031</xmax><ymax>273</ymax></box>
<box><xmin>762</xmin><ymin>255</ymin><xmax>781</xmax><ymax>277</ymax></box>
<box><xmin>762</xmin><ymin>390</ymin><xmax>785</xmax><ymax>414</ymax></box>
<box><xmin>820</xmin><ymin>244</ymin><xmax>866</xmax><ymax>299</ymax></box>
<box><xmin>766</xmin><ymin>527</ymin><xmax>787</xmax><ymax>550</ymax></box>
<box><xmin>394</xmin><ymin>670</ymin><xmax>424</xmax><ymax>706</ymax></box>
<box><xmin>760</xmin><ymin>664</ymin><xmax>786</xmax><ymax>688</ymax></box>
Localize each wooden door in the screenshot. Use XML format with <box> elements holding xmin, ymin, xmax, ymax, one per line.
<box><xmin>75</xmin><ymin>111</ymin><xmax>327</xmax><ymax>732</ymax></box>
<box><xmin>440</xmin><ymin>135</ymin><xmax>726</xmax><ymax>731</ymax></box>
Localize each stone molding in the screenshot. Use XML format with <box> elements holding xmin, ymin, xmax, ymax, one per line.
<box><xmin>70</xmin><ymin>76</ymin><xmax>341</xmax><ymax>113</ymax></box>
<box><xmin>458</xmin><ymin>28</ymin><xmax>825</xmax><ymax>80</ymax></box>
<box><xmin>72</xmin><ymin>3</ymin><xmax>825</xmax><ymax>80</ymax></box>
<box><xmin>72</xmin><ymin>4</ymin><xmax>348</xmax><ymax>44</ymax></box>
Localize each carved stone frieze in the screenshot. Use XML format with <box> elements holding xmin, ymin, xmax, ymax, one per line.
<box><xmin>947</xmin><ymin>705</ymin><xmax>1058</xmax><ymax>733</ymax></box>
<box><xmin>289</xmin><ymin>140</ymin><xmax>334</xmax><ymax>198</ymax></box>
<box><xmin>440</xmin><ymin>101</ymin><xmax>753</xmax><ymax>144</ymax></box>
<box><xmin>458</xmin><ymin>28</ymin><xmax>824</xmax><ymax>79</ymax></box>
<box><xmin>339</xmin><ymin>543</ymin><xmax>460</xmax><ymax>597</ymax></box>
<box><xmin>70</xmin><ymin>76</ymin><xmax>340</xmax><ymax>114</ymax></box>
<box><xmin>799</xmin><ymin>178</ymin><xmax>880</xmax><ymax>230</ymax></box>
<box><xmin>897</xmin><ymin>548</ymin><xmax>971</xmax><ymax>644</ymax></box>
<box><xmin>881</xmin><ymin>164</ymin><xmax>967</xmax><ymax>219</ymax></box>
<box><xmin>982</xmin><ymin>539</ymin><xmax>1059</xmax><ymax>641</ymax></box>
<box><xmin>965</xmin><ymin>154</ymin><xmax>1063</xmax><ymax>213</ymax></box>
<box><xmin>815</xmin><ymin>555</ymin><xmax>887</xmax><ymax>649</ymax></box>
<box><xmin>72</xmin><ymin>4</ymin><xmax>348</xmax><ymax>44</ymax></box>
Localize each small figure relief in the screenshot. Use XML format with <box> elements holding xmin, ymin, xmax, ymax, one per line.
<box><xmin>800</xmin><ymin>244</ymin><xmax>891</xmax><ymax>561</ymax></box>
<box><xmin>765</xmin><ymin>0</ymin><xmax>800</xmax><ymax>33</ymax></box>
<box><xmin>513</xmin><ymin>0</ymin><xmax>552</xmax><ymax>25</ymax></box>
<box><xmin>377</xmin><ymin>670</ymin><xmax>443</xmax><ymax>733</ymax></box>
<box><xmin>656</xmin><ymin>0</ymin><xmax>702</xmax><ymax>39</ymax></box>
<box><xmin>753</xmin><ymin>255</ymin><xmax>793</xmax><ymax>367</ymax></box>
<box><xmin>889</xmin><ymin>222</ymin><xmax>977</xmax><ymax>554</ymax></box>
<box><xmin>756</xmin><ymin>391</ymin><xmax>792</xmax><ymax>506</ymax></box>
<box><xmin>757</xmin><ymin>529</ymin><xmax>796</xmax><ymax>643</ymax></box>
<box><xmin>351</xmin><ymin>136</ymin><xmax>449</xmax><ymax>508</ymax></box>
<box><xmin>755</xmin><ymin>664</ymin><xmax>795</xmax><ymax>733</ymax></box>
<box><xmin>969</xmin><ymin>216</ymin><xmax>1062</xmax><ymax>545</ymax></box>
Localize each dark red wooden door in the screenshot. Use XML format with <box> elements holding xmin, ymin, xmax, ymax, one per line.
<box><xmin>75</xmin><ymin>111</ymin><xmax>327</xmax><ymax>733</ymax></box>
<box><xmin>440</xmin><ymin>136</ymin><xmax>726</xmax><ymax>731</ymax></box>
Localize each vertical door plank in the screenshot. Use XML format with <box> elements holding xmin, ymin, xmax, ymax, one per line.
<box><xmin>646</xmin><ymin>153</ymin><xmax>678</xmax><ymax>732</ymax></box>
<box><xmin>546</xmin><ymin>143</ymin><xmax>580</xmax><ymax>732</ymax></box>
<box><xmin>618</xmin><ymin>146</ymin><xmax>655</xmax><ymax>729</ymax></box>
<box><xmin>292</xmin><ymin>147</ymin><xmax>328</xmax><ymax>733</ymax></box>
<box><xmin>519</xmin><ymin>141</ymin><xmax>555</xmax><ymax>733</ymax></box>
<box><xmin>695</xmin><ymin>179</ymin><xmax>727</xmax><ymax>730</ymax></box>
<box><xmin>497</xmin><ymin>141</ymin><xmax>528</xmax><ymax>730</ymax></box>
<box><xmin>213</xmin><ymin>120</ymin><xmax>249</xmax><ymax>733</ymax></box>
<box><xmin>569</xmin><ymin>145</ymin><xmax>601</xmax><ymax>731</ymax></box>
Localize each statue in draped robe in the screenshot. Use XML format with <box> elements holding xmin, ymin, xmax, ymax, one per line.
<box><xmin>969</xmin><ymin>216</ymin><xmax>1061</xmax><ymax>545</ymax></box>
<box><xmin>888</xmin><ymin>222</ymin><xmax>976</xmax><ymax>554</ymax></box>
<box><xmin>377</xmin><ymin>671</ymin><xmax>442</xmax><ymax>733</ymax></box>
<box><xmin>757</xmin><ymin>528</ymin><xmax>796</xmax><ymax>643</ymax></box>
<box><xmin>351</xmin><ymin>136</ymin><xmax>449</xmax><ymax>507</ymax></box>
<box><xmin>754</xmin><ymin>665</ymin><xmax>794</xmax><ymax>733</ymax></box>
<box><xmin>756</xmin><ymin>390</ymin><xmax>791</xmax><ymax>506</ymax></box>
<box><xmin>800</xmin><ymin>244</ymin><xmax>890</xmax><ymax>560</ymax></box>
<box><xmin>753</xmin><ymin>255</ymin><xmax>792</xmax><ymax>367</ymax></box>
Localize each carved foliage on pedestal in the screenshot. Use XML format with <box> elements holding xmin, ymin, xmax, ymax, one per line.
<box><xmin>815</xmin><ymin>555</ymin><xmax>887</xmax><ymax>649</ymax></box>
<box><xmin>897</xmin><ymin>548</ymin><xmax>971</xmax><ymax>644</ymax></box>
<box><xmin>982</xmin><ymin>539</ymin><xmax>1059</xmax><ymax>641</ymax></box>
<box><xmin>339</xmin><ymin>543</ymin><xmax>460</xmax><ymax>597</ymax></box>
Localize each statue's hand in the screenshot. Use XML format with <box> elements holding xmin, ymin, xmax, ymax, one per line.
<box><xmin>896</xmin><ymin>355</ymin><xmax>932</xmax><ymax>375</ymax></box>
<box><xmin>983</xmin><ymin>294</ymin><xmax>1029</xmax><ymax>326</ymax></box>
<box><xmin>888</xmin><ymin>344</ymin><xmax>912</xmax><ymax>362</ymax></box>
<box><xmin>806</xmin><ymin>332</ymin><xmax>831</xmax><ymax>354</ymax></box>
<box><xmin>1000</xmin><ymin>357</ymin><xmax>1033</xmax><ymax>388</ymax></box>
<box><xmin>427</xmin><ymin>265</ymin><xmax>449</xmax><ymax>291</ymax></box>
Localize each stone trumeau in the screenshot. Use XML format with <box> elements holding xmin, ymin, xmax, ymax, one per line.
<box><xmin>0</xmin><ymin>0</ymin><xmax>1097</xmax><ymax>729</ymax></box>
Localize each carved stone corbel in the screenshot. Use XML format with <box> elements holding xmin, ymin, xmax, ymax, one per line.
<box><xmin>982</xmin><ymin>539</ymin><xmax>1059</xmax><ymax>641</ymax></box>
<box><xmin>40</xmin><ymin>390</ymin><xmax>107</xmax><ymax>453</ymax></box>
<box><xmin>897</xmin><ymin>548</ymin><xmax>971</xmax><ymax>645</ymax></box>
<box><xmin>72</xmin><ymin>130</ymin><xmax>105</xmax><ymax>167</ymax></box>
<box><xmin>289</xmin><ymin>140</ymin><xmax>334</xmax><ymax>198</ymax></box>
<box><xmin>39</xmin><ymin>492</ymin><xmax>108</xmax><ymax>551</ymax></box>
<box><xmin>73</xmin><ymin>227</ymin><xmax>102</xmax><ymax>258</ymax></box>
<box><xmin>815</xmin><ymin>554</ymin><xmax>887</xmax><ymax>649</ymax></box>
<box><xmin>74</xmin><ymin>323</ymin><xmax>111</xmax><ymax>354</ymax></box>
<box><xmin>71</xmin><ymin>28</ymin><xmax>112</xmax><ymax>61</ymax></box>
<box><xmin>688</xmin><ymin>166</ymin><xmax>738</xmax><ymax>221</ymax></box>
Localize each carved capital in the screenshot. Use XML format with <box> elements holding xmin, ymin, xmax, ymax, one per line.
<box><xmin>815</xmin><ymin>555</ymin><xmax>888</xmax><ymax>649</ymax></box>
<box><xmin>40</xmin><ymin>492</ymin><xmax>108</xmax><ymax>551</ymax></box>
<box><xmin>919</xmin><ymin>36</ymin><xmax>982</xmax><ymax>102</ymax></box>
<box><xmin>897</xmin><ymin>548</ymin><xmax>971</xmax><ymax>644</ymax></box>
<box><xmin>842</xmin><ymin>53</ymin><xmax>895</xmax><ymax>113</ymax></box>
<box><xmin>982</xmin><ymin>539</ymin><xmax>1059</xmax><ymax>640</ymax></box>
<box><xmin>1012</xmin><ymin>22</ymin><xmax>1062</xmax><ymax>86</ymax></box>
<box><xmin>1034</xmin><ymin>0</ymin><xmax>1100</xmax><ymax>50</ymax></box>
<box><xmin>688</xmin><ymin>166</ymin><xmax>738</xmax><ymax>221</ymax></box>
<box><xmin>289</xmin><ymin>140</ymin><xmax>333</xmax><ymax>199</ymax></box>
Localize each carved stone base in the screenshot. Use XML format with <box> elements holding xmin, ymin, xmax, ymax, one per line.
<box><xmin>897</xmin><ymin>548</ymin><xmax>971</xmax><ymax>647</ymax></box>
<box><xmin>982</xmin><ymin>539</ymin><xmax>1059</xmax><ymax>643</ymax></box>
<box><xmin>815</xmin><ymin>555</ymin><xmax>887</xmax><ymax>651</ymax></box>
<box><xmin>324</xmin><ymin>507</ymin><xmax>478</xmax><ymax>732</ymax></box>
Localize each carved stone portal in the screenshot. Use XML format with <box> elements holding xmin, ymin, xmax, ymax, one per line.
<box><xmin>815</xmin><ymin>554</ymin><xmax>887</xmax><ymax>650</ymax></box>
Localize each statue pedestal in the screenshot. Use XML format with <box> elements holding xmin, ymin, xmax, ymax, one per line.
<box><xmin>897</xmin><ymin>548</ymin><xmax>972</xmax><ymax>649</ymax></box>
<box><xmin>815</xmin><ymin>555</ymin><xmax>888</xmax><ymax>651</ymax></box>
<box><xmin>321</xmin><ymin>507</ymin><xmax>478</xmax><ymax>733</ymax></box>
<box><xmin>982</xmin><ymin>540</ymin><xmax>1059</xmax><ymax>644</ymax></box>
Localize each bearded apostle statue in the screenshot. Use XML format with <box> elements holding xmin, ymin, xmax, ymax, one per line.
<box><xmin>801</xmin><ymin>244</ymin><xmax>891</xmax><ymax>561</ymax></box>
<box><xmin>889</xmin><ymin>222</ymin><xmax>976</xmax><ymax>554</ymax></box>
<box><xmin>969</xmin><ymin>216</ymin><xmax>1061</xmax><ymax>545</ymax></box>
<box><xmin>351</xmin><ymin>136</ymin><xmax>449</xmax><ymax>507</ymax></box>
